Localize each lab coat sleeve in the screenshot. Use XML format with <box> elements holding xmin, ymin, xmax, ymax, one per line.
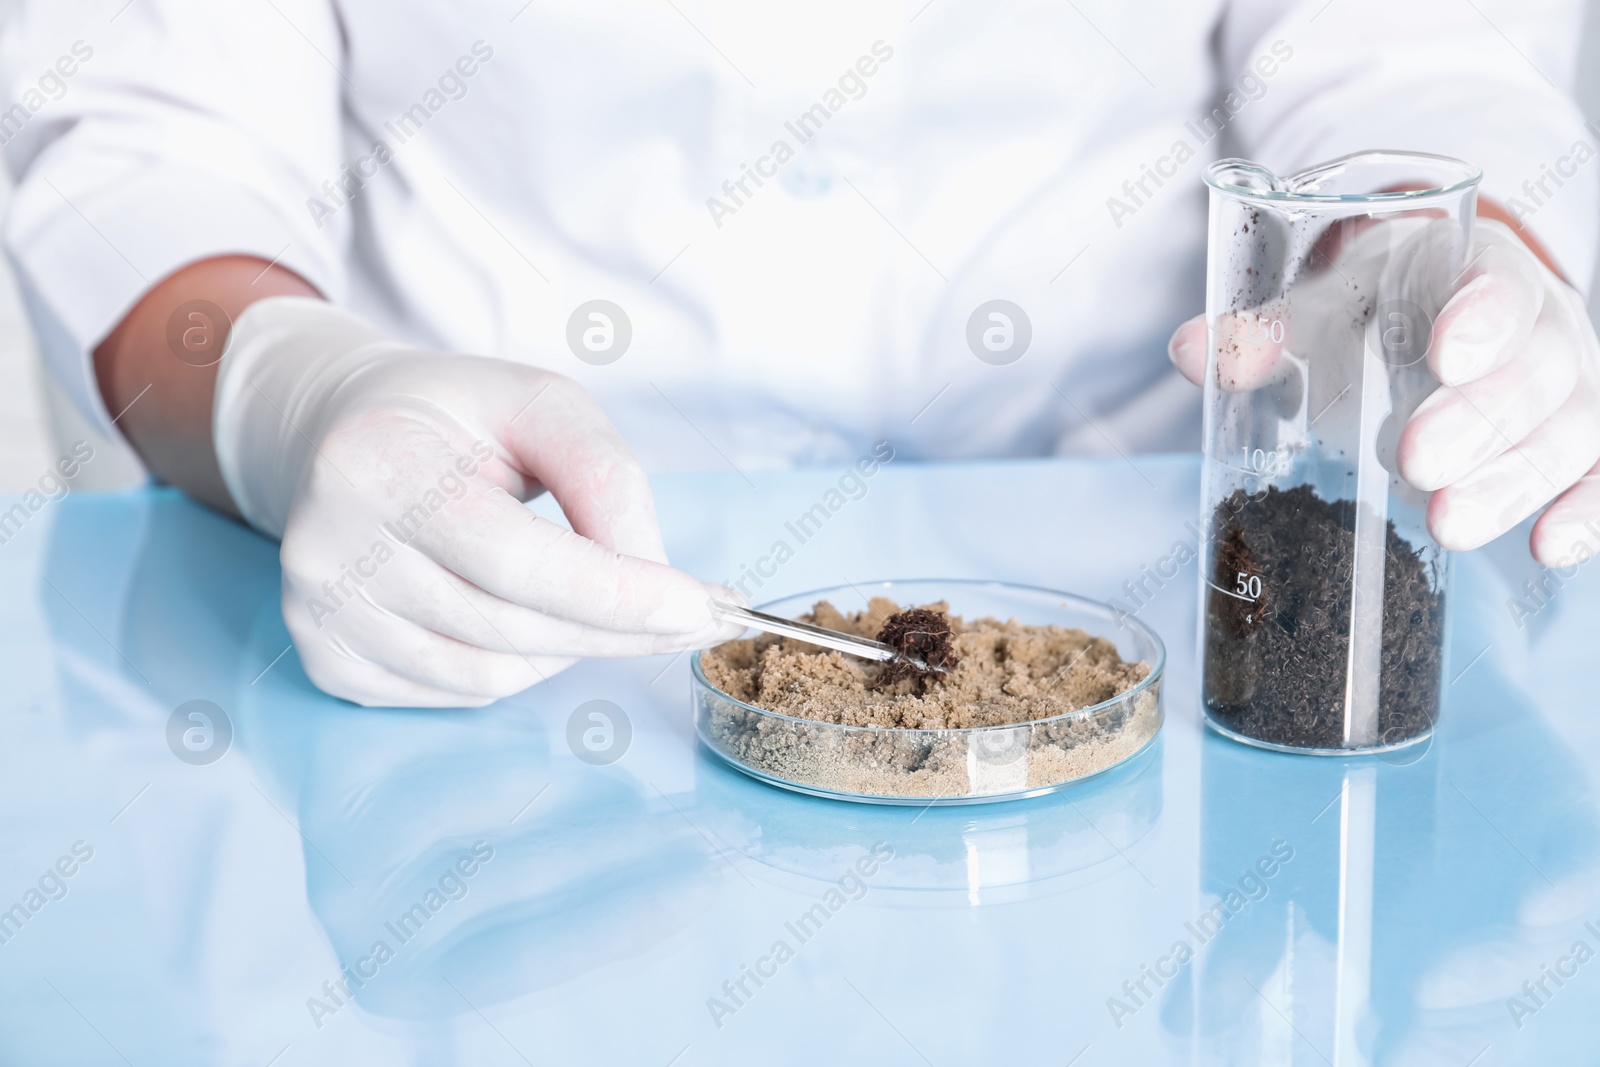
<box><xmin>1219</xmin><ymin>0</ymin><xmax>1599</xmax><ymax>292</ymax></box>
<box><xmin>0</xmin><ymin>0</ymin><xmax>349</xmax><ymax>432</ymax></box>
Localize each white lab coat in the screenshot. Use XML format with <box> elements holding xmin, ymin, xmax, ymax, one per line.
<box><xmin>0</xmin><ymin>0</ymin><xmax>1594</xmax><ymax>474</ymax></box>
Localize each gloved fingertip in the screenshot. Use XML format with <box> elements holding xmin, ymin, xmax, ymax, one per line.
<box><xmin>704</xmin><ymin>580</ymin><xmax>748</xmax><ymax>609</ymax></box>
<box><xmin>1429</xmin><ymin>496</ymin><xmax>1501</xmax><ymax>552</ymax></box>
<box><xmin>714</xmin><ymin>622</ymin><xmax>747</xmax><ymax>644</ymax></box>
<box><xmin>1431</xmin><ymin>340</ymin><xmax>1498</xmax><ymax>387</ymax></box>
<box><xmin>1396</xmin><ymin>420</ymin><xmax>1448</xmax><ymax>493</ymax></box>
<box><xmin>1431</xmin><ymin>328</ymin><xmax>1513</xmax><ymax>386</ymax></box>
<box><xmin>644</xmin><ymin>617</ymin><xmax>746</xmax><ymax>657</ymax></box>
<box><xmin>1530</xmin><ymin>517</ymin><xmax>1600</xmax><ymax>570</ymax></box>
<box><xmin>1529</xmin><ymin>529</ymin><xmax>1565</xmax><ymax>569</ymax></box>
<box><xmin>671</xmin><ymin>582</ymin><xmax>751</xmax><ymax>645</ymax></box>
<box><xmin>1167</xmin><ymin>318</ymin><xmax>1207</xmax><ymax>386</ymax></box>
<box><xmin>1429</xmin><ymin>273</ymin><xmax>1533</xmax><ymax>384</ymax></box>
<box><xmin>703</xmin><ymin>617</ymin><xmax>752</xmax><ymax>646</ymax></box>
<box><xmin>642</xmin><ymin>581</ymin><xmax>719</xmax><ymax>634</ymax></box>
<box><xmin>1396</xmin><ymin>453</ymin><xmax>1432</xmax><ymax>494</ymax></box>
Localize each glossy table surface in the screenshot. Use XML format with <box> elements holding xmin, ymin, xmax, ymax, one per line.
<box><xmin>1</xmin><ymin>455</ymin><xmax>1597</xmax><ymax>1067</ymax></box>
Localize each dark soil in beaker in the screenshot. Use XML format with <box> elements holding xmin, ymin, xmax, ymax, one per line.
<box><xmin>1203</xmin><ymin>484</ymin><xmax>1444</xmax><ymax>749</ymax></box>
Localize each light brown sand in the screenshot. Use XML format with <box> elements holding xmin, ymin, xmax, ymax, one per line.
<box><xmin>697</xmin><ymin>598</ymin><xmax>1161</xmax><ymax>800</ymax></box>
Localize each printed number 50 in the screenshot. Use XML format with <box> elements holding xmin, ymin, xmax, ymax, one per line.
<box><xmin>1235</xmin><ymin>573</ymin><xmax>1262</xmax><ymax>599</ymax></box>
<box><xmin>1244</xmin><ymin>316</ymin><xmax>1285</xmax><ymax>344</ymax></box>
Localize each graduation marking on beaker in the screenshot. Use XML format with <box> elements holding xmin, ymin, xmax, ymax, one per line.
<box><xmin>1214</xmin><ymin>312</ymin><xmax>1285</xmax><ymax>345</ymax></box>
<box><xmin>1212</xmin><ymin>444</ymin><xmax>1296</xmax><ymax>479</ymax></box>
<box><xmin>1204</xmin><ymin>575</ymin><xmax>1260</xmax><ymax>604</ymax></box>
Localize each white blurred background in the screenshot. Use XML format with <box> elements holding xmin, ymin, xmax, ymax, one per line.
<box><xmin>0</xmin><ymin>2</ymin><xmax>1598</xmax><ymax>490</ymax></box>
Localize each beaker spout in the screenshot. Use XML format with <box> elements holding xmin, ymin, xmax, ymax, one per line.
<box><xmin>1207</xmin><ymin>159</ymin><xmax>1286</xmax><ymax>196</ymax></box>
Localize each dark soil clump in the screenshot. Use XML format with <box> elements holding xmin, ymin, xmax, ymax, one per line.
<box><xmin>1203</xmin><ymin>484</ymin><xmax>1444</xmax><ymax>749</ymax></box>
<box><xmin>868</xmin><ymin>608</ymin><xmax>961</xmax><ymax>694</ymax></box>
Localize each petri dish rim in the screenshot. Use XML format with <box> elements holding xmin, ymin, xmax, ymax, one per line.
<box><xmin>697</xmin><ymin>724</ymin><xmax>1164</xmax><ymax>806</ymax></box>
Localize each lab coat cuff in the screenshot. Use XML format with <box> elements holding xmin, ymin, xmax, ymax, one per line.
<box><xmin>6</xmin><ymin>165</ymin><xmax>344</xmax><ymax>441</ymax></box>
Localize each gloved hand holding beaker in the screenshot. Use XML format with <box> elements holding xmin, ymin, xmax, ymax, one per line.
<box><xmin>1397</xmin><ymin>220</ymin><xmax>1600</xmax><ymax>564</ymax></box>
<box><xmin>1169</xmin><ymin>217</ymin><xmax>1600</xmax><ymax>568</ymax></box>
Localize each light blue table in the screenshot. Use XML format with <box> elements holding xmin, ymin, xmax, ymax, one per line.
<box><xmin>0</xmin><ymin>455</ymin><xmax>1596</xmax><ymax>1066</ymax></box>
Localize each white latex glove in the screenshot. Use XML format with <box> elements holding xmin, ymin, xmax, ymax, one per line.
<box><xmin>1168</xmin><ymin>219</ymin><xmax>1600</xmax><ymax>567</ymax></box>
<box><xmin>1397</xmin><ymin>220</ymin><xmax>1600</xmax><ymax>564</ymax></box>
<box><xmin>214</xmin><ymin>297</ymin><xmax>738</xmax><ymax>707</ymax></box>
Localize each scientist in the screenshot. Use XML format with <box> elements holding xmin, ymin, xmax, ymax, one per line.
<box><xmin>1</xmin><ymin>0</ymin><xmax>1595</xmax><ymax>706</ymax></box>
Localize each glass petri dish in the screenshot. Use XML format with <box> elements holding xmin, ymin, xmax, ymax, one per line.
<box><xmin>691</xmin><ymin>579</ymin><xmax>1165</xmax><ymax>806</ymax></box>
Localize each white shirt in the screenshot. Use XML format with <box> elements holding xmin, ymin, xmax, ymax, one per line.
<box><xmin>1</xmin><ymin>0</ymin><xmax>1594</xmax><ymax>473</ymax></box>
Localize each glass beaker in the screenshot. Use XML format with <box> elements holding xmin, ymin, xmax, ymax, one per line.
<box><xmin>1198</xmin><ymin>151</ymin><xmax>1480</xmax><ymax>754</ymax></box>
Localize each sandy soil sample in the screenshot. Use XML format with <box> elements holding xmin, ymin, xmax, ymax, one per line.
<box><xmin>697</xmin><ymin>598</ymin><xmax>1160</xmax><ymax>800</ymax></box>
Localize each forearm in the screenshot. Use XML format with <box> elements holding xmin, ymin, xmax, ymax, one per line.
<box><xmin>92</xmin><ymin>255</ymin><xmax>321</xmax><ymax>515</ymax></box>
